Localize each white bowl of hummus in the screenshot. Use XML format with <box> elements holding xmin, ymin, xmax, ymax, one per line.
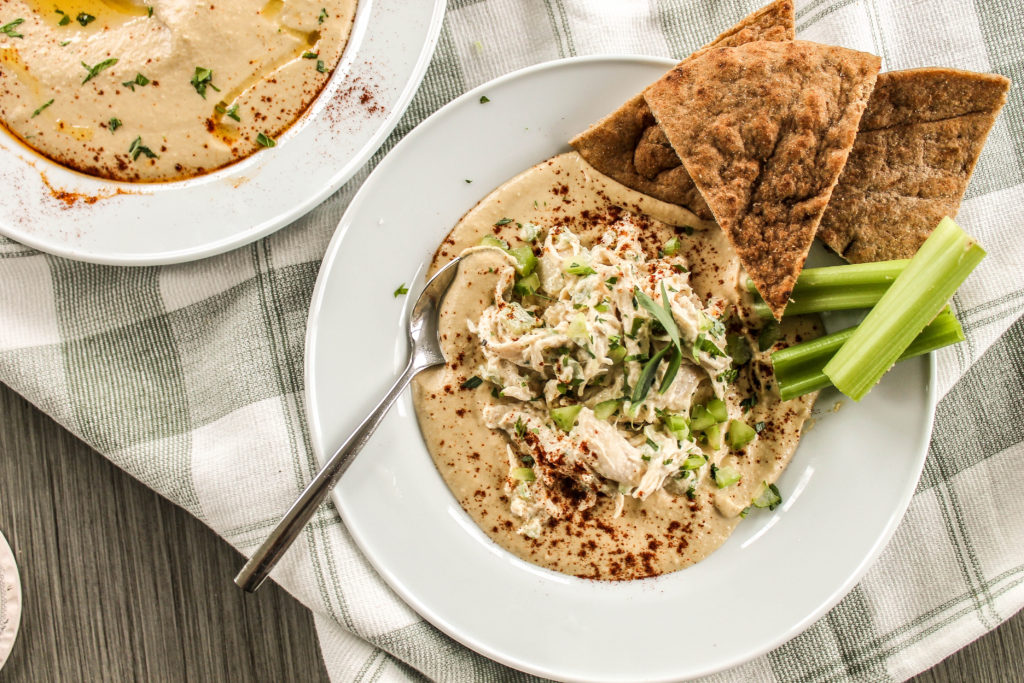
<box><xmin>0</xmin><ymin>0</ymin><xmax>445</xmax><ymax>264</ymax></box>
<box><xmin>305</xmin><ymin>57</ymin><xmax>935</xmax><ymax>681</ymax></box>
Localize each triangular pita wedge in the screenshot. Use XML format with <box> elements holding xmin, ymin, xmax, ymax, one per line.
<box><xmin>818</xmin><ymin>68</ymin><xmax>1010</xmax><ymax>262</ymax></box>
<box><xmin>568</xmin><ymin>0</ymin><xmax>794</xmax><ymax>218</ymax></box>
<box><xmin>644</xmin><ymin>40</ymin><xmax>881</xmax><ymax>319</ymax></box>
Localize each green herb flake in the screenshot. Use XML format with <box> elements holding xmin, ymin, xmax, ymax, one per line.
<box><xmin>59</xmin><ymin>39</ymin><xmax>70</xmax><ymax>46</ymax></box>
<box><xmin>108</xmin><ymin>117</ymin><xmax>121</xmax><ymax>132</ymax></box>
<box><xmin>147</xmin><ymin>5</ymin><xmax>153</xmax><ymax>17</ymax></box>
<box><xmin>76</xmin><ymin>12</ymin><xmax>94</xmax><ymax>26</ymax></box>
<box><xmin>479</xmin><ymin>95</ymin><xmax>490</xmax><ymax>104</ymax></box>
<box><xmin>256</xmin><ymin>132</ymin><xmax>276</xmax><ymax>148</ymax></box>
<box><xmin>127</xmin><ymin>135</ymin><xmax>158</xmax><ymax>161</ymax></box>
<box><xmin>393</xmin><ymin>283</ymin><xmax>408</xmax><ymax>297</ymax></box>
<box><xmin>81</xmin><ymin>57</ymin><xmax>118</xmax><ymax>84</ymax></box>
<box><xmin>757</xmin><ymin>321</ymin><xmax>782</xmax><ymax>352</ymax></box>
<box><xmin>215</xmin><ymin>102</ymin><xmax>240</xmax><ymax>121</ymax></box>
<box><xmin>316</xmin><ymin>59</ymin><xmax>327</xmax><ymax>74</ymax></box>
<box><xmin>303</xmin><ymin>51</ymin><xmax>318</xmax><ymax>59</ymax></box>
<box><xmin>318</xmin><ymin>7</ymin><xmax>328</xmax><ymax>23</ymax></box>
<box><xmin>123</xmin><ymin>72</ymin><xmax>150</xmax><ymax>90</ymax></box>
<box><xmin>461</xmin><ymin>376</ymin><xmax>484</xmax><ymax>390</ymax></box>
<box><xmin>464</xmin><ymin>179</ymin><xmax>472</xmax><ymax>184</ymax></box>
<box><xmin>30</xmin><ymin>99</ymin><xmax>54</xmax><ymax>118</ymax></box>
<box><xmin>190</xmin><ymin>66</ymin><xmax>220</xmax><ymax>98</ymax></box>
<box><xmin>58</xmin><ymin>14</ymin><xmax>71</xmax><ymax>26</ymax></box>
<box><xmin>494</xmin><ymin>217</ymin><xmax>513</xmax><ymax>226</ymax></box>
<box><xmin>1</xmin><ymin>18</ymin><xmax>25</xmax><ymax>38</ymax></box>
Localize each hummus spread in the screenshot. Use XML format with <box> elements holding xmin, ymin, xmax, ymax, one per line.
<box><xmin>414</xmin><ymin>153</ymin><xmax>821</xmax><ymax>580</ymax></box>
<box><xmin>0</xmin><ymin>0</ymin><xmax>356</xmax><ymax>181</ymax></box>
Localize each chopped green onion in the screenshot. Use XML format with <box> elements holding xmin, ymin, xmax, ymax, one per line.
<box><xmin>711</xmin><ymin>463</ymin><xmax>740</xmax><ymax>487</ymax></box>
<box><xmin>550</xmin><ymin>404</ymin><xmax>583</xmax><ymax>432</ymax></box>
<box><xmin>256</xmin><ymin>132</ymin><xmax>276</xmax><ymax>148</ymax></box>
<box><xmin>823</xmin><ymin>218</ymin><xmax>983</xmax><ymax>401</ymax></box>
<box><xmin>81</xmin><ymin>58</ymin><xmax>118</xmax><ymax>84</ymax></box>
<box><xmin>726</xmin><ymin>420</ymin><xmax>756</xmax><ymax>450</ymax></box>
<box><xmin>460</xmin><ymin>376</ymin><xmax>483</xmax><ymax>389</ymax></box>
<box><xmin>772</xmin><ymin>307</ymin><xmax>964</xmax><ymax>401</ymax></box>
<box><xmin>31</xmin><ymin>99</ymin><xmax>54</xmax><ymax>118</ymax></box>
<box><xmin>751</xmin><ymin>482</ymin><xmax>782</xmax><ymax>510</ymax></box>
<box><xmin>511</xmin><ymin>467</ymin><xmax>536</xmax><ymax>482</ymax></box>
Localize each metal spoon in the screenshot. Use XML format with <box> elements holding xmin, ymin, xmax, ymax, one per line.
<box><xmin>235</xmin><ymin>256</ymin><xmax>462</xmax><ymax>592</ymax></box>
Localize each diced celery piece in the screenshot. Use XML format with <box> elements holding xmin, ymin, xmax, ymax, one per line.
<box><xmin>681</xmin><ymin>453</ymin><xmax>706</xmax><ymax>470</ymax></box>
<box><xmin>511</xmin><ymin>467</ymin><xmax>536</xmax><ymax>482</ymax></box>
<box><xmin>550</xmin><ymin>404</ymin><xmax>583</xmax><ymax>432</ymax></box>
<box><xmin>726</xmin><ymin>419</ymin><xmax>756</xmax><ymax>450</ymax></box>
<box><xmin>508</xmin><ymin>245</ymin><xmax>537</xmax><ymax>276</ymax></box>
<box><xmin>519</xmin><ymin>221</ymin><xmax>541</xmax><ymax>241</ymax></box>
<box><xmin>593</xmin><ymin>399</ymin><xmax>620</xmax><ymax>421</ymax></box>
<box><xmin>707</xmin><ymin>398</ymin><xmax>728</xmax><ymax>423</ymax></box>
<box><xmin>663</xmin><ymin>236</ymin><xmax>681</xmax><ymax>256</ymax></box>
<box><xmin>712</xmin><ymin>463</ymin><xmax>741</xmax><ymax>488</ymax></box>
<box><xmin>690</xmin><ymin>404</ymin><xmax>715</xmax><ymax>432</ymax></box>
<box><xmin>480</xmin><ymin>235</ymin><xmax>509</xmax><ymax>249</ymax></box>
<box><xmin>567</xmin><ymin>313</ymin><xmax>588</xmax><ymax>341</ymax></box>
<box><xmin>609</xmin><ymin>345</ymin><xmax>627</xmax><ymax>364</ymax></box>
<box><xmin>564</xmin><ymin>260</ymin><xmax>596</xmax><ymax>276</ymax></box>
<box><xmin>751</xmin><ymin>481</ymin><xmax>782</xmax><ymax>510</ymax></box>
<box><xmin>513</xmin><ymin>272</ymin><xmax>540</xmax><ymax>297</ymax></box>
<box><xmin>704</xmin><ymin>423</ymin><xmax>722</xmax><ymax>450</ymax></box>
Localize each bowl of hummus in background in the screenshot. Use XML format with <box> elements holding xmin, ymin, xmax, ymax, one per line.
<box><xmin>0</xmin><ymin>0</ymin><xmax>446</xmax><ymax>265</ymax></box>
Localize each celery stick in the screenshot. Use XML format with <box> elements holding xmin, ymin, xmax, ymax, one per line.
<box><xmin>772</xmin><ymin>308</ymin><xmax>963</xmax><ymax>400</ymax></box>
<box><xmin>823</xmin><ymin>218</ymin><xmax>983</xmax><ymax>400</ymax></box>
<box><xmin>748</xmin><ymin>259</ymin><xmax>909</xmax><ymax>318</ymax></box>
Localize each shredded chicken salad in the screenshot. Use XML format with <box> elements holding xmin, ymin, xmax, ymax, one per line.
<box><xmin>462</xmin><ymin>217</ymin><xmax>773</xmax><ymax>539</ymax></box>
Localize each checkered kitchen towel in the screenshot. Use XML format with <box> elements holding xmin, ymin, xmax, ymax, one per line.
<box><xmin>1</xmin><ymin>1</ymin><xmax>1023</xmax><ymax>681</ymax></box>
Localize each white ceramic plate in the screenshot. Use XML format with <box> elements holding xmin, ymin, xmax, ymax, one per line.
<box><xmin>306</xmin><ymin>57</ymin><xmax>935</xmax><ymax>682</ymax></box>
<box><xmin>0</xmin><ymin>531</ymin><xmax>21</xmax><ymax>671</ymax></box>
<box><xmin>0</xmin><ymin>0</ymin><xmax>445</xmax><ymax>265</ymax></box>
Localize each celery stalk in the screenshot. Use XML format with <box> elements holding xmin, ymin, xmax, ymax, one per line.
<box><xmin>748</xmin><ymin>259</ymin><xmax>909</xmax><ymax>318</ymax></box>
<box><xmin>822</xmin><ymin>218</ymin><xmax>983</xmax><ymax>400</ymax></box>
<box><xmin>772</xmin><ymin>308</ymin><xmax>963</xmax><ymax>400</ymax></box>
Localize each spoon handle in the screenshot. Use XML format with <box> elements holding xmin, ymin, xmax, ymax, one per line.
<box><xmin>235</xmin><ymin>357</ymin><xmax>419</xmax><ymax>592</ymax></box>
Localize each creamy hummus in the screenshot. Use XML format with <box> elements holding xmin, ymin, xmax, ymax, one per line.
<box><xmin>414</xmin><ymin>153</ymin><xmax>821</xmax><ymax>580</ymax></box>
<box><xmin>0</xmin><ymin>0</ymin><xmax>356</xmax><ymax>181</ymax></box>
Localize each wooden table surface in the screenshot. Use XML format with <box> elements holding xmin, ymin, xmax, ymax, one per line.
<box><xmin>0</xmin><ymin>380</ymin><xmax>1021</xmax><ymax>682</ymax></box>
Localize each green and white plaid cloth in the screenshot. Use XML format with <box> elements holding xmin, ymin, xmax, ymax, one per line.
<box><xmin>1</xmin><ymin>1</ymin><xmax>1022</xmax><ymax>680</ymax></box>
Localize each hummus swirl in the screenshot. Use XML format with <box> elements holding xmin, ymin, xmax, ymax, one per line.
<box><xmin>0</xmin><ymin>0</ymin><xmax>356</xmax><ymax>181</ymax></box>
<box><xmin>414</xmin><ymin>153</ymin><xmax>821</xmax><ymax>581</ymax></box>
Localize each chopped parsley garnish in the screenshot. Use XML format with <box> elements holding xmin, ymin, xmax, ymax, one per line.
<box><xmin>605</xmin><ymin>276</ymin><xmax>619</xmax><ymax>285</ymax></box>
<box><xmin>108</xmin><ymin>117</ymin><xmax>122</xmax><ymax>132</ymax></box>
<box><xmin>190</xmin><ymin>66</ymin><xmax>220</xmax><ymax>98</ymax></box>
<box><xmin>302</xmin><ymin>51</ymin><xmax>318</xmax><ymax>59</ymax></box>
<box><xmin>692</xmin><ymin>333</ymin><xmax>726</xmax><ymax>361</ymax></box>
<box><xmin>147</xmin><ymin>5</ymin><xmax>153</xmax><ymax>17</ymax></box>
<box><xmin>256</xmin><ymin>132</ymin><xmax>275</xmax><ymax>148</ymax></box>
<box><xmin>76</xmin><ymin>12</ymin><xmax>95</xmax><ymax>26</ymax></box>
<box><xmin>318</xmin><ymin>7</ymin><xmax>328</xmax><ymax>23</ymax></box>
<box><xmin>30</xmin><ymin>99</ymin><xmax>53</xmax><ymax>118</ymax></box>
<box><xmin>215</xmin><ymin>102</ymin><xmax>240</xmax><ymax>121</ymax></box>
<box><xmin>393</xmin><ymin>283</ymin><xmax>408</xmax><ymax>297</ymax></box>
<box><xmin>717</xmin><ymin>368</ymin><xmax>738</xmax><ymax>383</ymax></box>
<box><xmin>127</xmin><ymin>136</ymin><xmax>158</xmax><ymax>161</ymax></box>
<box><xmin>739</xmin><ymin>396</ymin><xmax>758</xmax><ymax>410</ymax></box>
<box><xmin>494</xmin><ymin>217</ymin><xmax>513</xmax><ymax>226</ymax></box>
<box><xmin>479</xmin><ymin>95</ymin><xmax>490</xmax><ymax>104</ymax></box>
<box><xmin>59</xmin><ymin>39</ymin><xmax>70</xmax><ymax>46</ymax></box>
<box><xmin>1</xmin><ymin>18</ymin><xmax>25</xmax><ymax>38</ymax></box>
<box><xmin>81</xmin><ymin>58</ymin><xmax>118</xmax><ymax>84</ymax></box>
<box><xmin>57</xmin><ymin>11</ymin><xmax>71</xmax><ymax>26</ymax></box>
<box><xmin>316</xmin><ymin>60</ymin><xmax>327</xmax><ymax>74</ymax></box>
<box><xmin>460</xmin><ymin>376</ymin><xmax>483</xmax><ymax>390</ymax></box>
<box><xmin>464</xmin><ymin>179</ymin><xmax>472</xmax><ymax>184</ymax></box>
<box><xmin>122</xmin><ymin>72</ymin><xmax>150</xmax><ymax>90</ymax></box>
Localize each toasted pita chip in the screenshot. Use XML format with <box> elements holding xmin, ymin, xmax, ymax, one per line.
<box><xmin>568</xmin><ymin>0</ymin><xmax>794</xmax><ymax>218</ymax></box>
<box><xmin>644</xmin><ymin>40</ymin><xmax>881</xmax><ymax>319</ymax></box>
<box><xmin>817</xmin><ymin>68</ymin><xmax>1010</xmax><ymax>262</ymax></box>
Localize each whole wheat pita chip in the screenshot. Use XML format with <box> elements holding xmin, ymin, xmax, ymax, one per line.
<box><xmin>817</xmin><ymin>68</ymin><xmax>1010</xmax><ymax>262</ymax></box>
<box><xmin>568</xmin><ymin>0</ymin><xmax>794</xmax><ymax>218</ymax></box>
<box><xmin>644</xmin><ymin>40</ymin><xmax>881</xmax><ymax>319</ymax></box>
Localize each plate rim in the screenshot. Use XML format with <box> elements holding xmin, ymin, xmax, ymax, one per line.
<box><xmin>304</xmin><ymin>55</ymin><xmax>937</xmax><ymax>681</ymax></box>
<box><xmin>0</xmin><ymin>0</ymin><xmax>447</xmax><ymax>266</ymax></box>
